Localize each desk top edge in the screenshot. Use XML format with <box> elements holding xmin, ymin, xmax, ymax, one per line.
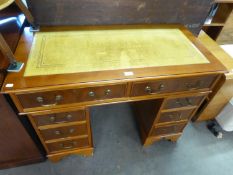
<box><xmin>1</xmin><ymin>24</ymin><xmax>227</xmax><ymax>93</ymax></box>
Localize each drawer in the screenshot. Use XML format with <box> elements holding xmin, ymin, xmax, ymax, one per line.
<box><xmin>40</xmin><ymin>124</ymin><xmax>88</xmax><ymax>141</ymax></box>
<box><xmin>46</xmin><ymin>137</ymin><xmax>90</xmax><ymax>153</ymax></box>
<box><xmin>17</xmin><ymin>84</ymin><xmax>126</xmax><ymax>109</ymax></box>
<box><xmin>152</xmin><ymin>123</ymin><xmax>186</xmax><ymax>137</ymax></box>
<box><xmin>163</xmin><ymin>96</ymin><xmax>205</xmax><ymax>109</ymax></box>
<box><xmin>32</xmin><ymin>110</ymin><xmax>86</xmax><ymax>126</ymax></box>
<box><xmin>131</xmin><ymin>75</ymin><xmax>216</xmax><ymax>97</ymax></box>
<box><xmin>158</xmin><ymin>109</ymin><xmax>194</xmax><ymax>124</ymax></box>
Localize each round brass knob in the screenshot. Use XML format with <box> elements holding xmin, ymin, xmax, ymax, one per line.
<box><xmin>54</xmin><ymin>130</ymin><xmax>61</xmax><ymax>135</ymax></box>
<box><xmin>50</xmin><ymin>116</ymin><xmax>56</xmax><ymax>122</ymax></box>
<box><xmin>88</xmin><ymin>91</ymin><xmax>95</xmax><ymax>97</ymax></box>
<box><xmin>145</xmin><ymin>86</ymin><xmax>152</xmax><ymax>94</ymax></box>
<box><xmin>66</xmin><ymin>114</ymin><xmax>72</xmax><ymax>120</ymax></box>
<box><xmin>105</xmin><ymin>89</ymin><xmax>111</xmax><ymax>95</ymax></box>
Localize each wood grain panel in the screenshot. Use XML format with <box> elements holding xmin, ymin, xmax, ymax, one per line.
<box><xmin>26</xmin><ymin>0</ymin><xmax>213</xmax><ymax>34</ymax></box>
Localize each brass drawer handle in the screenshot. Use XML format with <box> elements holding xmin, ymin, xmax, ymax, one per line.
<box><xmin>54</xmin><ymin>130</ymin><xmax>61</xmax><ymax>135</ymax></box>
<box><xmin>185</xmin><ymin>81</ymin><xmax>203</xmax><ymax>90</ymax></box>
<box><xmin>59</xmin><ymin>141</ymin><xmax>77</xmax><ymax>149</ymax></box>
<box><xmin>145</xmin><ymin>84</ymin><xmax>165</xmax><ymax>94</ymax></box>
<box><xmin>49</xmin><ymin>114</ymin><xmax>73</xmax><ymax>124</ymax></box>
<box><xmin>88</xmin><ymin>91</ymin><xmax>95</xmax><ymax>97</ymax></box>
<box><xmin>105</xmin><ymin>89</ymin><xmax>111</xmax><ymax>95</ymax></box>
<box><xmin>175</xmin><ymin>98</ymin><xmax>193</xmax><ymax>106</ymax></box>
<box><xmin>36</xmin><ymin>95</ymin><xmax>63</xmax><ymax>107</ymax></box>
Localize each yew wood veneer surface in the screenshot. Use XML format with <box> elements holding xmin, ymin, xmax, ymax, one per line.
<box><xmin>1</xmin><ymin>25</ymin><xmax>227</xmax><ymax>93</ymax></box>
<box><xmin>0</xmin><ymin>25</ymin><xmax>228</xmax><ymax>162</ymax></box>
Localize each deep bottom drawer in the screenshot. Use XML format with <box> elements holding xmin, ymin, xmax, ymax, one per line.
<box><xmin>152</xmin><ymin>123</ymin><xmax>186</xmax><ymax>137</ymax></box>
<box><xmin>47</xmin><ymin>137</ymin><xmax>90</xmax><ymax>153</ymax></box>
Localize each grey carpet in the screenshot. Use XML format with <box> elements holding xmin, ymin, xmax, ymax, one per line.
<box><xmin>1</xmin><ymin>103</ymin><xmax>233</xmax><ymax>175</ymax></box>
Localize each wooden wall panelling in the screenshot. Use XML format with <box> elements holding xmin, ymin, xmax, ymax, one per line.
<box><xmin>26</xmin><ymin>0</ymin><xmax>213</xmax><ymax>35</ymax></box>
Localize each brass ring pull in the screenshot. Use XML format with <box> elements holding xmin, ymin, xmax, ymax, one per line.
<box><xmin>36</xmin><ymin>95</ymin><xmax>63</xmax><ymax>107</ymax></box>
<box><xmin>59</xmin><ymin>141</ymin><xmax>77</xmax><ymax>149</ymax></box>
<box><xmin>145</xmin><ymin>84</ymin><xmax>165</xmax><ymax>94</ymax></box>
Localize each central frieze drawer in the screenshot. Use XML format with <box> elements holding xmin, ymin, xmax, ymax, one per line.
<box><xmin>17</xmin><ymin>84</ymin><xmax>126</xmax><ymax>109</ymax></box>
<box><xmin>131</xmin><ymin>75</ymin><xmax>216</xmax><ymax>97</ymax></box>
<box><xmin>40</xmin><ymin>124</ymin><xmax>88</xmax><ymax>141</ymax></box>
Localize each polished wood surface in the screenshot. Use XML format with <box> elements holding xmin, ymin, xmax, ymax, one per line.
<box><xmin>2</xmin><ymin>25</ymin><xmax>227</xmax><ymax>161</ymax></box>
<box><xmin>1</xmin><ymin>25</ymin><xmax>227</xmax><ymax>93</ymax></box>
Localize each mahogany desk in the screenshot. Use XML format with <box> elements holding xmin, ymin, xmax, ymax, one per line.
<box><xmin>1</xmin><ymin>25</ymin><xmax>227</xmax><ymax>162</ymax></box>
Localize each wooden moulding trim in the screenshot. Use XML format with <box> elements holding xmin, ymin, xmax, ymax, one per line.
<box><xmin>37</xmin><ymin>121</ymin><xmax>87</xmax><ymax>130</ymax></box>
<box><xmin>44</xmin><ymin>135</ymin><xmax>89</xmax><ymax>144</ymax></box>
<box><xmin>154</xmin><ymin>120</ymin><xmax>189</xmax><ymax>127</ymax></box>
<box><xmin>48</xmin><ymin>145</ymin><xmax>93</xmax><ymax>155</ymax></box>
<box><xmin>85</xmin><ymin>108</ymin><xmax>94</xmax><ymax>148</ymax></box>
<box><xmin>47</xmin><ymin>146</ymin><xmax>93</xmax><ymax>158</ymax></box>
<box><xmin>148</xmin><ymin>133</ymin><xmax>183</xmax><ymax>142</ymax></box>
<box><xmin>29</xmin><ymin>105</ymin><xmax>86</xmax><ymax>116</ymax></box>
<box><xmin>161</xmin><ymin>106</ymin><xmax>198</xmax><ymax>113</ymax></box>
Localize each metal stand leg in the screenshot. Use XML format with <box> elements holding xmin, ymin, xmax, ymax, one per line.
<box><xmin>207</xmin><ymin>120</ymin><xmax>223</xmax><ymax>138</ymax></box>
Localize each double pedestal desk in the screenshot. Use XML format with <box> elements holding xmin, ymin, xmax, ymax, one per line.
<box><xmin>1</xmin><ymin>25</ymin><xmax>226</xmax><ymax>162</ymax></box>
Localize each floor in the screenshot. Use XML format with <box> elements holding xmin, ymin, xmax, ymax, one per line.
<box><xmin>1</xmin><ymin>103</ymin><xmax>233</xmax><ymax>175</ymax></box>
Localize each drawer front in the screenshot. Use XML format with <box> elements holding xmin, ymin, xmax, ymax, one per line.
<box><xmin>17</xmin><ymin>84</ymin><xmax>126</xmax><ymax>109</ymax></box>
<box><xmin>32</xmin><ymin>110</ymin><xmax>86</xmax><ymax>126</ymax></box>
<box><xmin>152</xmin><ymin>123</ymin><xmax>186</xmax><ymax>137</ymax></box>
<box><xmin>40</xmin><ymin>124</ymin><xmax>88</xmax><ymax>141</ymax></box>
<box><xmin>163</xmin><ymin>96</ymin><xmax>205</xmax><ymax>109</ymax></box>
<box><xmin>47</xmin><ymin>137</ymin><xmax>89</xmax><ymax>153</ymax></box>
<box><xmin>131</xmin><ymin>75</ymin><xmax>216</xmax><ymax>97</ymax></box>
<box><xmin>158</xmin><ymin>109</ymin><xmax>194</xmax><ymax>123</ymax></box>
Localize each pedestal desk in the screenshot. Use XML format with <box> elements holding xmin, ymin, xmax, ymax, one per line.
<box><xmin>1</xmin><ymin>25</ymin><xmax>227</xmax><ymax>162</ymax></box>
